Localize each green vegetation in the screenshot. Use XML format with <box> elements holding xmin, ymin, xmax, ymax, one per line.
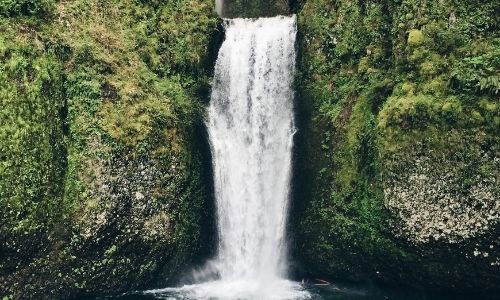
<box><xmin>0</xmin><ymin>0</ymin><xmax>219</xmax><ymax>298</ymax></box>
<box><xmin>0</xmin><ymin>14</ymin><xmax>66</xmax><ymax>273</ymax></box>
<box><xmin>0</xmin><ymin>0</ymin><xmax>55</xmax><ymax>17</ymax></box>
<box><xmin>1</xmin><ymin>0</ymin><xmax>499</xmax><ymax>297</ymax></box>
<box><xmin>294</xmin><ymin>0</ymin><xmax>499</xmax><ymax>291</ymax></box>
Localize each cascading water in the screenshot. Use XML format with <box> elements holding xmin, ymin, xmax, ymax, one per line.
<box><xmin>145</xmin><ymin>15</ymin><xmax>309</xmax><ymax>300</ymax></box>
<box><xmin>215</xmin><ymin>0</ymin><xmax>223</xmax><ymax>16</ymax></box>
<box><xmin>209</xmin><ymin>15</ymin><xmax>296</xmax><ymax>283</ymax></box>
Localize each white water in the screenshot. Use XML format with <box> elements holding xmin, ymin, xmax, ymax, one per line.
<box><xmin>215</xmin><ymin>0</ymin><xmax>223</xmax><ymax>16</ymax></box>
<box><xmin>145</xmin><ymin>15</ymin><xmax>308</xmax><ymax>300</ymax></box>
<box><xmin>209</xmin><ymin>14</ymin><xmax>297</xmax><ymax>283</ymax></box>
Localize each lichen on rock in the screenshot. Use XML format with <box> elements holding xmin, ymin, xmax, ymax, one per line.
<box><xmin>383</xmin><ymin>138</ymin><xmax>499</xmax><ymax>244</ymax></box>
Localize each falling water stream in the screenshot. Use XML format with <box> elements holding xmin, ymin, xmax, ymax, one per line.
<box><xmin>208</xmin><ymin>15</ymin><xmax>296</xmax><ymax>284</ymax></box>
<box><xmin>139</xmin><ymin>15</ymin><xmax>309</xmax><ymax>300</ymax></box>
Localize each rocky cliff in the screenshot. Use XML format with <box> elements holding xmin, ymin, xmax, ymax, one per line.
<box><xmin>292</xmin><ymin>0</ymin><xmax>499</xmax><ymax>293</ymax></box>
<box><xmin>0</xmin><ymin>0</ymin><xmax>219</xmax><ymax>298</ymax></box>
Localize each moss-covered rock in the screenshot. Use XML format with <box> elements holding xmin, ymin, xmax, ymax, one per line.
<box><xmin>0</xmin><ymin>18</ymin><xmax>67</xmax><ymax>281</ymax></box>
<box><xmin>293</xmin><ymin>0</ymin><xmax>499</xmax><ymax>292</ymax></box>
<box><xmin>0</xmin><ymin>0</ymin><xmax>219</xmax><ymax>298</ymax></box>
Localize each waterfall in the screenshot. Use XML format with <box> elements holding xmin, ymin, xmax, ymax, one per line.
<box><xmin>145</xmin><ymin>15</ymin><xmax>309</xmax><ymax>300</ymax></box>
<box><xmin>208</xmin><ymin>15</ymin><xmax>296</xmax><ymax>283</ymax></box>
<box><xmin>215</xmin><ymin>0</ymin><xmax>223</xmax><ymax>16</ymax></box>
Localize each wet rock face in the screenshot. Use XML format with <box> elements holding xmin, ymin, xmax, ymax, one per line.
<box><xmin>384</xmin><ymin>150</ymin><xmax>499</xmax><ymax>244</ymax></box>
<box><xmin>74</xmin><ymin>148</ymin><xmax>181</xmax><ymax>248</ymax></box>
<box><xmin>1</xmin><ymin>117</ymin><xmax>209</xmax><ymax>299</ymax></box>
<box><xmin>217</xmin><ymin>0</ymin><xmax>290</xmax><ymax>18</ymax></box>
<box><xmin>378</xmin><ymin>129</ymin><xmax>500</xmax><ymax>289</ymax></box>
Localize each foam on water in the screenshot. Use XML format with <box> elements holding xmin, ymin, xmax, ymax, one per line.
<box><xmin>145</xmin><ymin>279</ymin><xmax>310</xmax><ymax>300</ymax></box>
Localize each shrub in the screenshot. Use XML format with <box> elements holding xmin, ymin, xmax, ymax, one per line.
<box><xmin>424</xmin><ymin>21</ymin><xmax>464</xmax><ymax>53</ymax></box>
<box><xmin>450</xmin><ymin>39</ymin><xmax>500</xmax><ymax>95</ymax></box>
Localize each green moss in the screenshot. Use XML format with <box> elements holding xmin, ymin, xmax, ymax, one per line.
<box><xmin>401</xmin><ymin>82</ymin><xmax>415</xmax><ymax>95</ymax></box>
<box><xmin>221</xmin><ymin>0</ymin><xmax>289</xmax><ymax>18</ymax></box>
<box><xmin>441</xmin><ymin>99</ymin><xmax>463</xmax><ymax>124</ymax></box>
<box><xmin>295</xmin><ymin>0</ymin><xmax>499</xmax><ymax>291</ymax></box>
<box><xmin>0</xmin><ymin>0</ymin><xmax>219</xmax><ymax>298</ymax></box>
<box><xmin>378</xmin><ymin>94</ymin><xmax>440</xmax><ymax>132</ymax></box>
<box><xmin>471</xmin><ymin>110</ymin><xmax>484</xmax><ymax>123</ymax></box>
<box><xmin>422</xmin><ymin>76</ymin><xmax>447</xmax><ymax>95</ymax></box>
<box><xmin>0</xmin><ymin>19</ymin><xmax>66</xmax><ymax>243</ymax></box>
<box><xmin>419</xmin><ymin>55</ymin><xmax>442</xmax><ymax>76</ymax></box>
<box><xmin>358</xmin><ymin>57</ymin><xmax>370</xmax><ymax>73</ymax></box>
<box><xmin>408</xmin><ymin>29</ymin><xmax>424</xmax><ymax>46</ymax></box>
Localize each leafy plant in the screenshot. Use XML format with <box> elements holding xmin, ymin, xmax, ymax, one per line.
<box><xmin>451</xmin><ymin>40</ymin><xmax>500</xmax><ymax>94</ymax></box>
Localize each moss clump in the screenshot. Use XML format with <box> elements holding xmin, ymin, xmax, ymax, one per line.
<box><xmin>400</xmin><ymin>82</ymin><xmax>415</xmax><ymax>95</ymax></box>
<box><xmin>408</xmin><ymin>29</ymin><xmax>424</xmax><ymax>46</ymax></box>
<box><xmin>419</xmin><ymin>54</ymin><xmax>443</xmax><ymax>76</ymax></box>
<box><xmin>378</xmin><ymin>95</ymin><xmax>439</xmax><ymax>131</ymax></box>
